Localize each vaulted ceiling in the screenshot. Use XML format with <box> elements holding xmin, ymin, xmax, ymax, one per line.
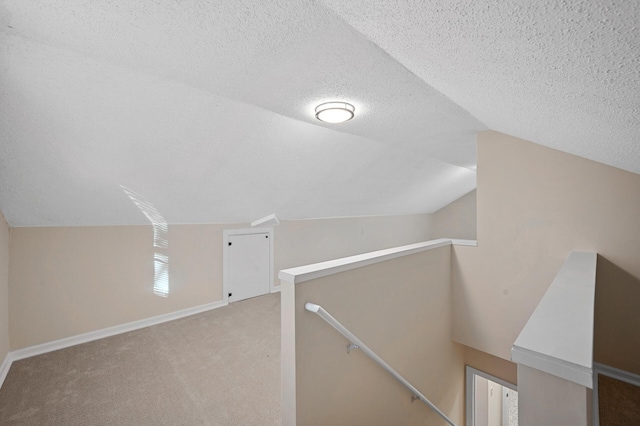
<box><xmin>1</xmin><ymin>1</ymin><xmax>638</xmax><ymax>227</ymax></box>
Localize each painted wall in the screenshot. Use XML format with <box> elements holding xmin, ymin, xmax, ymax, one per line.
<box><xmin>0</xmin><ymin>211</ymin><xmax>9</xmax><ymax>365</ymax></box>
<box><xmin>464</xmin><ymin>345</ymin><xmax>518</xmax><ymax>424</ymax></box>
<box><xmin>452</xmin><ymin>131</ymin><xmax>640</xmax><ymax>375</ymax></box>
<box><xmin>594</xmin><ymin>255</ymin><xmax>640</xmax><ymax>375</ymax></box>
<box><xmin>281</xmin><ymin>246</ymin><xmax>464</xmax><ymax>425</ymax></box>
<box><xmin>8</xmin><ymin>213</ymin><xmax>434</xmax><ymax>350</ymax></box>
<box><xmin>464</xmin><ymin>345</ymin><xmax>517</xmax><ymax>386</ymax></box>
<box><xmin>8</xmin><ymin>224</ymin><xmax>238</xmax><ymax>349</ymax></box>
<box><xmin>432</xmin><ymin>189</ymin><xmax>477</xmax><ymax>240</ymax></box>
<box><xmin>275</xmin><ymin>213</ymin><xmax>434</xmax><ymax>274</ymax></box>
<box><xmin>518</xmin><ymin>365</ymin><xmax>590</xmax><ymax>426</ymax></box>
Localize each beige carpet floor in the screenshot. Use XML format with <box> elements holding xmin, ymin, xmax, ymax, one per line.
<box><xmin>0</xmin><ymin>293</ymin><xmax>281</xmax><ymax>425</ymax></box>
<box><xmin>598</xmin><ymin>373</ymin><xmax>640</xmax><ymax>426</ymax></box>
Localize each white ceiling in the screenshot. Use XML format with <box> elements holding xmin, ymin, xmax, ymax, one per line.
<box><xmin>0</xmin><ymin>1</ymin><xmax>638</xmax><ymax>227</ymax></box>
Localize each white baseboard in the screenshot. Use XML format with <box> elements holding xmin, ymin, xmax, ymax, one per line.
<box><xmin>0</xmin><ymin>353</ymin><xmax>11</xmax><ymax>389</ymax></box>
<box><xmin>451</xmin><ymin>239</ymin><xmax>477</xmax><ymax>247</ymax></box>
<box><xmin>0</xmin><ymin>299</ymin><xmax>228</xmax><ymax>389</ymax></box>
<box><xmin>594</xmin><ymin>362</ymin><xmax>640</xmax><ymax>386</ymax></box>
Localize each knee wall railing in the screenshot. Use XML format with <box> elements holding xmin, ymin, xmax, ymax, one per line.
<box><xmin>305</xmin><ymin>302</ymin><xmax>457</xmax><ymax>426</ymax></box>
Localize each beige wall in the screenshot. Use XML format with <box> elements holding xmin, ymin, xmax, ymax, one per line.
<box><xmin>594</xmin><ymin>255</ymin><xmax>640</xmax><ymax>374</ymax></box>
<box><xmin>464</xmin><ymin>345</ymin><xmax>517</xmax><ymax>386</ymax></box>
<box><xmin>282</xmin><ymin>247</ymin><xmax>465</xmax><ymax>425</ymax></box>
<box><xmin>432</xmin><ymin>189</ymin><xmax>477</xmax><ymax>240</ymax></box>
<box><xmin>464</xmin><ymin>345</ymin><xmax>517</xmax><ymax>423</ymax></box>
<box><xmin>8</xmin><ymin>213</ymin><xmax>434</xmax><ymax>350</ymax></box>
<box><xmin>8</xmin><ymin>224</ymin><xmax>242</xmax><ymax>349</ymax></box>
<box><xmin>0</xmin><ymin>211</ymin><xmax>9</xmax><ymax>363</ymax></box>
<box><xmin>275</xmin><ymin>213</ymin><xmax>433</xmax><ymax>274</ymax></box>
<box><xmin>518</xmin><ymin>365</ymin><xmax>591</xmax><ymax>426</ymax></box>
<box><xmin>452</xmin><ymin>131</ymin><xmax>640</xmax><ymax>373</ymax></box>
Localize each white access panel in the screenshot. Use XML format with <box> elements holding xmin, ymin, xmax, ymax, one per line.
<box><xmin>227</xmin><ymin>232</ymin><xmax>271</xmax><ymax>302</ymax></box>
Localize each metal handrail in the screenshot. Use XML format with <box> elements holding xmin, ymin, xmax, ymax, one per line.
<box><xmin>305</xmin><ymin>302</ymin><xmax>457</xmax><ymax>426</ymax></box>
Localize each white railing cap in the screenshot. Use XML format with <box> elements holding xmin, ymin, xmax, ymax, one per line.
<box><xmin>512</xmin><ymin>251</ymin><xmax>597</xmax><ymax>388</ymax></box>
<box><xmin>279</xmin><ymin>238</ymin><xmax>475</xmax><ymax>285</ymax></box>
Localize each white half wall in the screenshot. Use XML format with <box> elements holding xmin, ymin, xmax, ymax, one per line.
<box><xmin>280</xmin><ymin>240</ymin><xmax>465</xmax><ymax>425</ymax></box>
<box><xmin>518</xmin><ymin>364</ymin><xmax>591</xmax><ymax>426</ymax></box>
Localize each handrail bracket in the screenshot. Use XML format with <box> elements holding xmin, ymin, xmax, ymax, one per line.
<box><xmin>304</xmin><ymin>301</ymin><xmax>457</xmax><ymax>426</ymax></box>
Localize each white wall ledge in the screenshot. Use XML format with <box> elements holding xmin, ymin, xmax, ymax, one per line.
<box><xmin>278</xmin><ymin>238</ymin><xmax>476</xmax><ymax>285</ymax></box>
<box><xmin>512</xmin><ymin>251</ymin><xmax>597</xmax><ymax>388</ymax></box>
<box><xmin>451</xmin><ymin>239</ymin><xmax>477</xmax><ymax>247</ymax></box>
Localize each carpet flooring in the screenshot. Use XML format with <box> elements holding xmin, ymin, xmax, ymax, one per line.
<box><xmin>598</xmin><ymin>373</ymin><xmax>640</xmax><ymax>426</ymax></box>
<box><xmin>0</xmin><ymin>293</ymin><xmax>281</xmax><ymax>425</ymax></box>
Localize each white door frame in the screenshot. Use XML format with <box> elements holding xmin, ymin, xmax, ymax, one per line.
<box><xmin>465</xmin><ymin>365</ymin><xmax>517</xmax><ymax>426</ymax></box>
<box><xmin>223</xmin><ymin>227</ymin><xmax>275</xmax><ymax>304</ymax></box>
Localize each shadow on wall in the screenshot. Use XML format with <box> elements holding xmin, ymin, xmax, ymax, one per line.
<box><xmin>594</xmin><ymin>256</ymin><xmax>640</xmax><ymax>375</ymax></box>
<box><xmin>432</xmin><ymin>189</ymin><xmax>477</xmax><ymax>240</ymax></box>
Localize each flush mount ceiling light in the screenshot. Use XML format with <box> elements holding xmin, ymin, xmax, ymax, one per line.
<box><xmin>315</xmin><ymin>102</ymin><xmax>355</xmax><ymax>124</ymax></box>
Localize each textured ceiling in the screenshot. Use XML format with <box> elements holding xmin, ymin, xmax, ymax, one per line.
<box><xmin>0</xmin><ymin>1</ymin><xmax>638</xmax><ymax>227</ymax></box>
<box><xmin>321</xmin><ymin>0</ymin><xmax>640</xmax><ymax>175</ymax></box>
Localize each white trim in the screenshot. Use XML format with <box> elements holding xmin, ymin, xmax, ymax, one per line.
<box><xmin>251</xmin><ymin>213</ymin><xmax>280</xmax><ymax>227</ymax></box>
<box><xmin>465</xmin><ymin>367</ymin><xmax>474</xmax><ymax>426</ymax></box>
<box><xmin>466</xmin><ymin>366</ymin><xmax>517</xmax><ymax>391</ymax></box>
<box><xmin>465</xmin><ymin>366</ymin><xmax>517</xmax><ymax>426</ymax></box>
<box><xmin>452</xmin><ymin>239</ymin><xmax>477</xmax><ymax>247</ymax></box>
<box><xmin>594</xmin><ymin>362</ymin><xmax>640</xmax><ymax>386</ymax></box>
<box><xmin>10</xmin><ymin>299</ymin><xmax>227</xmax><ymax>362</ymax></box>
<box><xmin>223</xmin><ymin>227</ymin><xmax>275</xmax><ymax>302</ymax></box>
<box><xmin>0</xmin><ymin>299</ymin><xmax>228</xmax><ymax>390</ymax></box>
<box><xmin>0</xmin><ymin>353</ymin><xmax>11</xmax><ymax>389</ymax></box>
<box><xmin>511</xmin><ymin>251</ymin><xmax>597</xmax><ymax>388</ymax></box>
<box><xmin>278</xmin><ymin>238</ymin><xmax>452</xmax><ymax>284</ymax></box>
<box><xmin>511</xmin><ymin>345</ymin><xmax>592</xmax><ymax>388</ymax></box>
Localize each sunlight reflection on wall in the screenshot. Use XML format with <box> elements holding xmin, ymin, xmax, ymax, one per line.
<box><xmin>121</xmin><ymin>185</ymin><xmax>170</xmax><ymax>297</ymax></box>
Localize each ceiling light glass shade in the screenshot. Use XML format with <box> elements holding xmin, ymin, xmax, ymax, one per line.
<box><xmin>315</xmin><ymin>102</ymin><xmax>355</xmax><ymax>123</ymax></box>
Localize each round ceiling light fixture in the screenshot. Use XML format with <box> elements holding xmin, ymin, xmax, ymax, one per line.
<box><xmin>315</xmin><ymin>101</ymin><xmax>355</xmax><ymax>124</ymax></box>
